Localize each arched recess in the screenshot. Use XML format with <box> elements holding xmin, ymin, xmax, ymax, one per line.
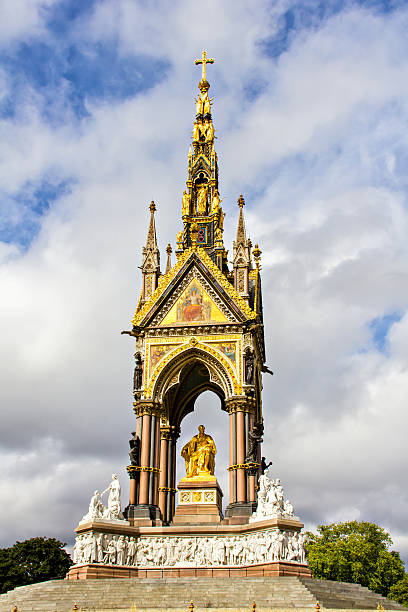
<box><xmin>163</xmin><ymin>361</ymin><xmax>225</xmax><ymax>428</ymax></box>
<box><xmin>151</xmin><ymin>346</ymin><xmax>236</xmax><ymax>416</ymax></box>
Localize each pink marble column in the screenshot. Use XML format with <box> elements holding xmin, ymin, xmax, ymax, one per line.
<box><xmin>229</xmin><ymin>411</ymin><xmax>235</xmax><ymax>504</ymax></box>
<box><xmin>158</xmin><ymin>433</ymin><xmax>169</xmax><ymax>521</ymax></box>
<box><xmin>139</xmin><ymin>413</ymin><xmax>151</xmax><ymax>505</ymax></box>
<box><xmin>236</xmin><ymin>410</ymin><xmax>246</xmax><ymax>503</ymax></box>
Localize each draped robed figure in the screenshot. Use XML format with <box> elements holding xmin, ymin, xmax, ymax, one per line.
<box><xmin>181</xmin><ymin>425</ymin><xmax>216</xmax><ymax>479</ymax></box>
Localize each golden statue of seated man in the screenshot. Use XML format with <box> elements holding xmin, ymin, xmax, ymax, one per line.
<box><xmin>181</xmin><ymin>425</ymin><xmax>216</xmax><ymax>479</ymax></box>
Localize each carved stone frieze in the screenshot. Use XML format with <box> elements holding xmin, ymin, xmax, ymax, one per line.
<box><xmin>146</xmin><ymin>324</ymin><xmax>243</xmax><ymax>337</ymax></box>
<box><xmin>73</xmin><ymin>528</ymin><xmax>307</xmax><ymax>568</ymax></box>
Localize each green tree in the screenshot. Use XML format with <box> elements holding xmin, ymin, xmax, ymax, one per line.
<box><xmin>305</xmin><ymin>521</ymin><xmax>405</xmax><ymax>597</ymax></box>
<box><xmin>0</xmin><ymin>537</ymin><xmax>72</xmax><ymax>594</ymax></box>
<box><xmin>388</xmin><ymin>575</ymin><xmax>408</xmax><ymax>607</ymax></box>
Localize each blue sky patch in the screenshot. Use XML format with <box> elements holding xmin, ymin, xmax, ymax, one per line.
<box><xmin>0</xmin><ymin>35</ymin><xmax>170</xmax><ymax>122</ymax></box>
<box><xmin>369</xmin><ymin>311</ymin><xmax>403</xmax><ymax>352</ymax></box>
<box><xmin>45</xmin><ymin>0</ymin><xmax>99</xmax><ymax>36</ymax></box>
<box><xmin>260</xmin><ymin>0</ymin><xmax>405</xmax><ymax>59</ymax></box>
<box><xmin>0</xmin><ymin>178</ymin><xmax>75</xmax><ymax>249</ymax></box>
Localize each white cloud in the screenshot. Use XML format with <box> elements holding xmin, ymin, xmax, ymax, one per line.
<box><xmin>0</xmin><ymin>0</ymin><xmax>56</xmax><ymax>47</ymax></box>
<box><xmin>0</xmin><ymin>0</ymin><xmax>407</xmax><ymax>568</ymax></box>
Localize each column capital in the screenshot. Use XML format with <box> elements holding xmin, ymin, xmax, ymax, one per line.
<box><xmin>225</xmin><ymin>396</ymin><xmax>256</xmax><ymax>414</ymax></box>
<box><xmin>133</xmin><ymin>399</ymin><xmax>162</xmax><ymax>417</ymax></box>
<box><xmin>160</xmin><ymin>425</ymin><xmax>180</xmax><ymax>441</ymax></box>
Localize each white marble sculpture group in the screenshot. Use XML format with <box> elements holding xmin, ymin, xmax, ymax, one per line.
<box><xmin>73</xmin><ymin>528</ymin><xmax>306</xmax><ymax>568</ymax></box>
<box><xmin>81</xmin><ymin>474</ymin><xmax>125</xmax><ymax>523</ymax></box>
<box><xmin>76</xmin><ymin>472</ymin><xmax>306</xmax><ymax>568</ymax></box>
<box><xmin>249</xmin><ymin>472</ymin><xmax>296</xmax><ymax>522</ymax></box>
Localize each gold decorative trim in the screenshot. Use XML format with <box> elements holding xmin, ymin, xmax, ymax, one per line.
<box><xmin>227</xmin><ymin>462</ymin><xmax>260</xmax><ymax>471</ymax></box>
<box><xmin>225</xmin><ymin>397</ymin><xmax>256</xmax><ymax>414</ymax></box>
<box><xmin>144</xmin><ymin>338</ymin><xmax>240</xmax><ymax>398</ymax></box>
<box><xmin>195</xmin><ymin>247</ymin><xmax>256</xmax><ymax>321</ymax></box>
<box><xmin>133</xmin><ymin>402</ymin><xmax>163</xmax><ymax>417</ymax></box>
<box><xmin>158</xmin><ymin>486</ymin><xmax>177</xmax><ymax>493</ymax></box>
<box><xmin>131</xmin><ymin>249</ymin><xmax>191</xmax><ymax>326</ymax></box>
<box><xmin>126</xmin><ymin>465</ymin><xmax>160</xmax><ymax>473</ymax></box>
<box><xmin>131</xmin><ymin>247</ymin><xmax>256</xmax><ymax>327</ymax></box>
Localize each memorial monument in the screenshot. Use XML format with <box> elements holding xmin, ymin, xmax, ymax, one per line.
<box><xmin>66</xmin><ymin>51</ymin><xmax>311</xmax><ymax>580</ymax></box>
<box><xmin>2</xmin><ymin>52</ymin><xmax>405</xmax><ymax>612</ymax></box>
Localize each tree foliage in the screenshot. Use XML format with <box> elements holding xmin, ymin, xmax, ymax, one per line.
<box><xmin>0</xmin><ymin>537</ymin><xmax>72</xmax><ymax>594</ymax></box>
<box><xmin>305</xmin><ymin>521</ymin><xmax>406</xmax><ymax>598</ymax></box>
<box><xmin>388</xmin><ymin>575</ymin><xmax>408</xmax><ymax>607</ymax></box>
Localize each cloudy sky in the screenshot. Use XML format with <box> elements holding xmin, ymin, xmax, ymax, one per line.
<box><xmin>1</xmin><ymin>0</ymin><xmax>408</xmax><ymax>565</ymax></box>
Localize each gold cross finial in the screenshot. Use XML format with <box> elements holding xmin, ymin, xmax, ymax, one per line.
<box><xmin>194</xmin><ymin>50</ymin><xmax>214</xmax><ymax>82</ymax></box>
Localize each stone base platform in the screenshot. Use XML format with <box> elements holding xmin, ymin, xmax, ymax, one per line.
<box><xmin>70</xmin><ymin>516</ymin><xmax>310</xmax><ymax>580</ymax></box>
<box><xmin>173</xmin><ymin>477</ymin><xmax>223</xmax><ymax>524</ymax></box>
<box><xmin>67</xmin><ymin>560</ymin><xmax>311</xmax><ymax>579</ymax></box>
<box><xmin>1</xmin><ymin>576</ymin><xmax>406</xmax><ymax>611</ymax></box>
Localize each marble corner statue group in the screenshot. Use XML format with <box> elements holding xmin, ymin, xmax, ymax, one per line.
<box><xmin>67</xmin><ymin>52</ymin><xmax>311</xmax><ymax>581</ymax></box>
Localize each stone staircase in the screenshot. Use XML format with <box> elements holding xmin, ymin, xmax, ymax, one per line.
<box><xmin>298</xmin><ymin>577</ymin><xmax>406</xmax><ymax>610</ymax></box>
<box><xmin>0</xmin><ymin>576</ymin><xmax>405</xmax><ymax>611</ymax></box>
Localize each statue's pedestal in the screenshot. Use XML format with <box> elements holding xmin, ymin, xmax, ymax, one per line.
<box><xmin>172</xmin><ymin>477</ymin><xmax>223</xmax><ymax>524</ymax></box>
<box><xmin>67</xmin><ymin>516</ymin><xmax>311</xmax><ymax>580</ymax></box>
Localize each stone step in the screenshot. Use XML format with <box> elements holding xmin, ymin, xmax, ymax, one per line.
<box><xmin>0</xmin><ymin>576</ymin><xmax>404</xmax><ymax>611</ymax></box>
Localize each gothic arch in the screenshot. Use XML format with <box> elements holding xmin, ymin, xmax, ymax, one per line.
<box><xmin>151</xmin><ymin>345</ymin><xmax>236</xmax><ymax>403</ymax></box>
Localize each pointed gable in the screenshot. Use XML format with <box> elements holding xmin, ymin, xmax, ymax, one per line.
<box><xmin>131</xmin><ymin>247</ymin><xmax>256</xmax><ymax>328</ymax></box>
<box><xmin>160</xmin><ymin>277</ymin><xmax>228</xmax><ymax>326</ymax></box>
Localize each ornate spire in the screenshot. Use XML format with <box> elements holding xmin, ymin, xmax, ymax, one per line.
<box><xmin>233</xmin><ymin>195</ymin><xmax>252</xmax><ymax>298</ymax></box>
<box><xmin>236</xmin><ymin>195</ymin><xmax>247</xmax><ymax>244</ymax></box>
<box><xmin>176</xmin><ymin>52</ymin><xmax>228</xmax><ymax>273</ymax></box>
<box><xmin>141</xmin><ymin>201</ymin><xmax>160</xmax><ymax>302</ymax></box>
<box><xmin>165</xmin><ymin>243</ymin><xmax>172</xmax><ymax>273</ymax></box>
<box><xmin>147</xmin><ymin>200</ymin><xmax>157</xmax><ymax>242</ymax></box>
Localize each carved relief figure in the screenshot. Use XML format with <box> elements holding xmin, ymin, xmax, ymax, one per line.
<box><xmin>261</xmin><ymin>456</ymin><xmax>273</xmax><ymax>474</ymax></box>
<box><xmin>196</xmin><ymin>185</ymin><xmax>208</xmax><ymax>215</ymax></box>
<box><xmin>245</xmin><ymin>350</ymin><xmax>255</xmax><ymax>385</ymax></box>
<box><xmin>81</xmin><ymin>490</ymin><xmax>104</xmax><ymax>522</ymax></box>
<box><xmin>250</xmin><ymin>472</ymin><xmax>296</xmax><ymax>522</ymax></box>
<box><xmin>193</xmin><ymin>121</ymin><xmax>201</xmax><ymax>142</ymax></box>
<box><xmin>128</xmin><ymin>432</ymin><xmax>140</xmax><ymax>467</ymax></box>
<box><xmin>73</xmin><ymin>527</ymin><xmax>307</xmax><ymax>568</ymax></box>
<box><xmin>210</xmin><ymin>189</ymin><xmax>221</xmax><ymax>215</ymax></box>
<box><xmin>181</xmin><ymin>425</ymin><xmax>216</xmax><ymax>478</ymax></box>
<box><xmin>182</xmin><ymin>190</ymin><xmax>191</xmax><ymax>216</ymax></box>
<box><xmin>195</xmin><ymin>94</ymin><xmax>204</xmax><ymax>115</ymax></box>
<box><xmin>245</xmin><ymin>421</ymin><xmax>263</xmax><ymax>463</ymax></box>
<box><xmin>201</xmin><ymin>89</ymin><xmax>211</xmax><ymax>115</ymax></box>
<box><xmin>133</xmin><ymin>353</ymin><xmax>143</xmax><ymax>391</ymax></box>
<box><xmin>204</xmin><ymin>120</ymin><xmax>214</xmax><ymax>142</ymax></box>
<box><xmin>218</xmin><ymin>209</ymin><xmax>225</xmax><ymax>230</ymax></box>
<box><xmin>102</xmin><ymin>474</ymin><xmax>124</xmax><ymax>520</ymax></box>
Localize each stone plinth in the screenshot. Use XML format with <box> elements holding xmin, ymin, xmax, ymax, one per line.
<box><xmin>67</xmin><ymin>516</ymin><xmax>311</xmax><ymax>581</ymax></box>
<box><xmin>67</xmin><ymin>560</ymin><xmax>312</xmax><ymax>579</ymax></box>
<box><xmin>172</xmin><ymin>477</ymin><xmax>223</xmax><ymax>524</ymax></box>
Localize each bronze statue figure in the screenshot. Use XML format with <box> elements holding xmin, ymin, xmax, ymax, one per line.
<box><xmin>245</xmin><ymin>421</ymin><xmax>264</xmax><ymax>463</ymax></box>
<box><xmin>181</xmin><ymin>425</ymin><xmax>216</xmax><ymax>479</ymax></box>
<box><xmin>133</xmin><ymin>354</ymin><xmax>143</xmax><ymax>390</ymax></box>
<box><xmin>129</xmin><ymin>431</ymin><xmax>140</xmax><ymax>466</ymax></box>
